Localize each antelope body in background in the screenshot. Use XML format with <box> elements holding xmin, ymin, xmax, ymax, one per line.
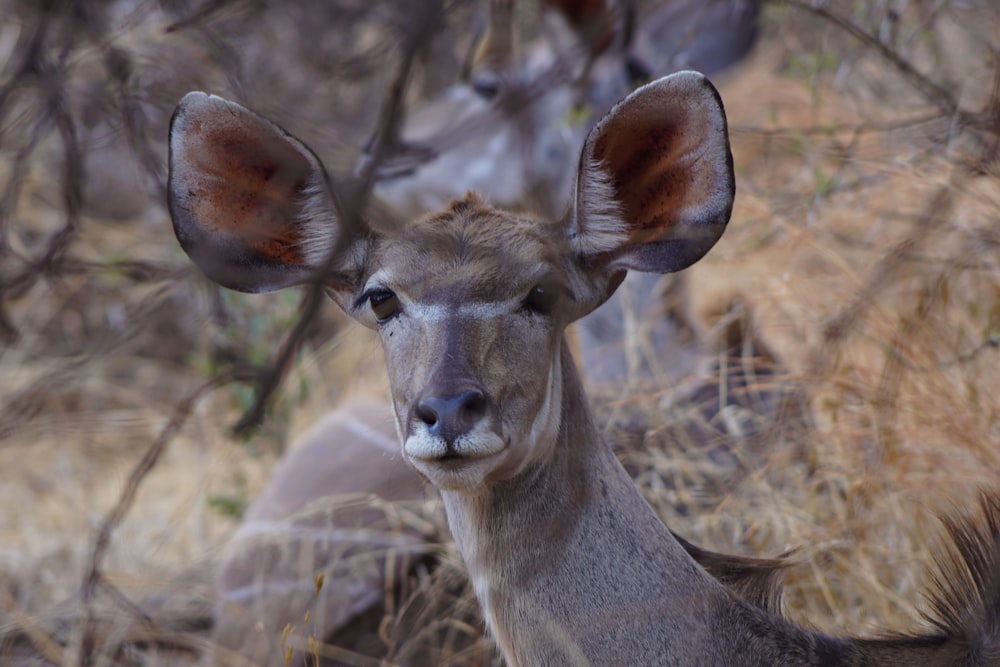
<box><xmin>169</xmin><ymin>71</ymin><xmax>1000</xmax><ymax>665</ymax></box>
<box><xmin>374</xmin><ymin>0</ymin><xmax>761</xmax><ymax>219</ymax></box>
<box><xmin>211</xmin><ymin>400</ymin><xmax>432</xmax><ymax>663</ymax></box>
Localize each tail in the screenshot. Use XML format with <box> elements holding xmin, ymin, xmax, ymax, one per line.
<box><xmin>921</xmin><ymin>493</ymin><xmax>1000</xmax><ymax>665</ymax></box>
<box><xmin>821</xmin><ymin>493</ymin><xmax>1000</xmax><ymax>666</ymax></box>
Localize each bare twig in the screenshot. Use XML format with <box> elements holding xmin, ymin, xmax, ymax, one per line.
<box><xmin>231</xmin><ymin>0</ymin><xmax>447</xmax><ymax>436</ymax></box>
<box><xmin>819</xmin><ymin>179</ymin><xmax>957</xmax><ymax>358</ymax></box>
<box><xmin>78</xmin><ymin>369</ymin><xmax>249</xmax><ymax>665</ymax></box>
<box><xmin>731</xmin><ymin>111</ymin><xmax>942</xmax><ymax>139</ymax></box>
<box><xmin>0</xmin><ymin>4</ymin><xmax>86</xmax><ymax>301</ymax></box>
<box><xmin>164</xmin><ymin>0</ymin><xmax>257</xmax><ymax>34</ymax></box>
<box><xmin>774</xmin><ymin>0</ymin><xmax>962</xmax><ymax>118</ymax></box>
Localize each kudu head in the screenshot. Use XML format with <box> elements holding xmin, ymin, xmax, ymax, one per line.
<box><xmin>167</xmin><ymin>71</ymin><xmax>734</xmax><ymax>493</ymax></box>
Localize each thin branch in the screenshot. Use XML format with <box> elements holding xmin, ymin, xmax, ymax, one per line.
<box><xmin>731</xmin><ymin>111</ymin><xmax>942</xmax><ymax>138</ymax></box>
<box><xmin>78</xmin><ymin>369</ymin><xmax>249</xmax><ymax>666</ymax></box>
<box><xmin>819</xmin><ymin>175</ymin><xmax>960</xmax><ymax>363</ymax></box>
<box><xmin>231</xmin><ymin>0</ymin><xmax>447</xmax><ymax>435</ymax></box>
<box><xmin>774</xmin><ymin>0</ymin><xmax>961</xmax><ymax>117</ymax></box>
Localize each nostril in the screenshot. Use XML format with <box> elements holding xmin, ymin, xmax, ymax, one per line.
<box><xmin>415</xmin><ymin>400</ymin><xmax>440</xmax><ymax>427</ymax></box>
<box><xmin>458</xmin><ymin>389</ymin><xmax>487</xmax><ymax>425</ymax></box>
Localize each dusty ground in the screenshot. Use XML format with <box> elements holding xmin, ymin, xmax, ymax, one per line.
<box><xmin>2</xmin><ymin>0</ymin><xmax>999</xmax><ymax>665</ymax></box>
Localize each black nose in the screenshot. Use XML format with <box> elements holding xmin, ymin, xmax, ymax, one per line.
<box><xmin>415</xmin><ymin>389</ymin><xmax>488</xmax><ymax>448</ymax></box>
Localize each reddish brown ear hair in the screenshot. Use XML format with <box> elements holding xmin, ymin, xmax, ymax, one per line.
<box><xmin>569</xmin><ymin>71</ymin><xmax>734</xmax><ymax>275</ymax></box>
<box><xmin>168</xmin><ymin>92</ymin><xmax>347</xmax><ymax>293</ymax></box>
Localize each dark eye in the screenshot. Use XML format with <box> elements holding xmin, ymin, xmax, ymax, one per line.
<box><xmin>523</xmin><ymin>283</ymin><xmax>558</xmax><ymax>315</ymax></box>
<box><xmin>368</xmin><ymin>289</ymin><xmax>401</xmax><ymax>323</ymax></box>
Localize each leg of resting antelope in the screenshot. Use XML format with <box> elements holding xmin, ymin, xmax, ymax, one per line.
<box><xmin>169</xmin><ymin>73</ymin><xmax>1000</xmax><ymax>665</ymax></box>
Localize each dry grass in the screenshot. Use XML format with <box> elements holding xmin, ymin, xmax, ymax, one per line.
<box><xmin>2</xmin><ymin>0</ymin><xmax>999</xmax><ymax>665</ymax></box>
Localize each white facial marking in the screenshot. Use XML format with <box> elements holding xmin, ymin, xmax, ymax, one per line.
<box><xmin>528</xmin><ymin>357</ymin><xmax>562</xmax><ymax>447</ymax></box>
<box><xmin>398</xmin><ymin>298</ymin><xmax>524</xmax><ymax>323</ymax></box>
<box><xmin>363</xmin><ymin>270</ymin><xmax>529</xmax><ymax>322</ymax></box>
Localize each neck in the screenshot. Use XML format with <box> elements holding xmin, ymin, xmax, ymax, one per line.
<box><xmin>439</xmin><ymin>342</ymin><xmax>732</xmax><ymax>665</ymax></box>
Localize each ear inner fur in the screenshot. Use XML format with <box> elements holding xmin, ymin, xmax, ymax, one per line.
<box><xmin>168</xmin><ymin>92</ymin><xmax>339</xmax><ymax>293</ymax></box>
<box><xmin>572</xmin><ymin>71</ymin><xmax>734</xmax><ymax>275</ymax></box>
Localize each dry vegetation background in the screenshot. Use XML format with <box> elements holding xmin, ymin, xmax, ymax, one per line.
<box><xmin>1</xmin><ymin>0</ymin><xmax>999</xmax><ymax>665</ymax></box>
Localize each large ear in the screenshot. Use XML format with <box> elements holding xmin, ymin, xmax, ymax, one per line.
<box><xmin>569</xmin><ymin>71</ymin><xmax>734</xmax><ymax>275</ymax></box>
<box><xmin>168</xmin><ymin>92</ymin><xmax>356</xmax><ymax>294</ymax></box>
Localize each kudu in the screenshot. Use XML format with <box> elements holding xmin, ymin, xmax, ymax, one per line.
<box><xmin>210</xmin><ymin>4</ymin><xmax>770</xmax><ymax>661</ymax></box>
<box><xmin>169</xmin><ymin>73</ymin><xmax>1000</xmax><ymax>665</ymax></box>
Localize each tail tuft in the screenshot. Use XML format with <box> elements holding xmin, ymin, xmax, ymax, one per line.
<box><xmin>923</xmin><ymin>493</ymin><xmax>1000</xmax><ymax>665</ymax></box>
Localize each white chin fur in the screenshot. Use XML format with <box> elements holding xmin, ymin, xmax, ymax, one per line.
<box><xmin>404</xmin><ymin>425</ymin><xmax>506</xmax><ymax>492</ymax></box>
